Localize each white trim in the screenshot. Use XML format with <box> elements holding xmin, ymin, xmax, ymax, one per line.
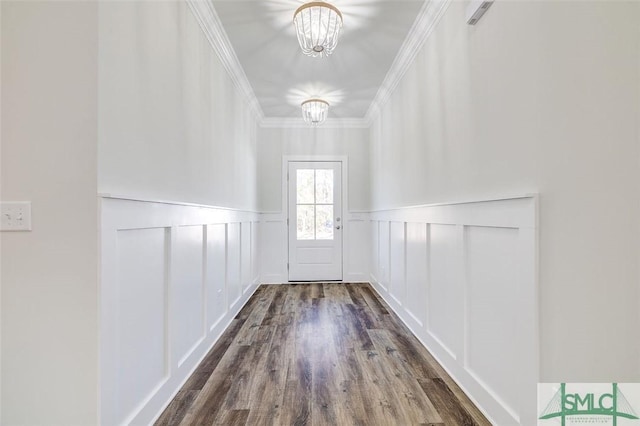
<box><xmin>260</xmin><ymin>117</ymin><xmax>370</xmax><ymax>129</ymax></box>
<box><xmin>185</xmin><ymin>0</ymin><xmax>264</xmax><ymax>121</ymax></box>
<box><xmin>98</xmin><ymin>193</ymin><xmax>260</xmax><ymax>214</ymax></box>
<box><xmin>365</xmin><ymin>0</ymin><xmax>452</xmax><ymax>123</ymax></box>
<box><xmin>368</xmin><ymin>193</ymin><xmax>537</xmax><ymax>212</ymax></box>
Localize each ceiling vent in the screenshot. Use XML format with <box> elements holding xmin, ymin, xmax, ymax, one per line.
<box><xmin>466</xmin><ymin>0</ymin><xmax>494</xmax><ymax>25</ymax></box>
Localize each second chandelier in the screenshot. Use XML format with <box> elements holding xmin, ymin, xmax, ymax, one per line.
<box><xmin>293</xmin><ymin>2</ymin><xmax>343</xmax><ymax>57</ymax></box>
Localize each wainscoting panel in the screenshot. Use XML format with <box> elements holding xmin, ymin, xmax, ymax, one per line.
<box><xmin>251</xmin><ymin>221</ymin><xmax>260</xmax><ymax>284</ymax></box>
<box><xmin>100</xmin><ymin>196</ymin><xmax>260</xmax><ymax>426</ymax></box>
<box><xmin>241</xmin><ymin>221</ymin><xmax>252</xmax><ymax>294</ymax></box>
<box><xmin>344</xmin><ymin>213</ymin><xmax>369</xmax><ymax>282</ymax></box>
<box><xmin>428</xmin><ymin>223</ymin><xmax>462</xmax><ymax>361</ymax></box>
<box><xmin>378</xmin><ymin>221</ymin><xmax>390</xmax><ymax>290</ymax></box>
<box><xmin>389</xmin><ymin>221</ymin><xmax>406</xmax><ymax>307</ymax></box>
<box><xmin>206</xmin><ymin>223</ymin><xmax>227</xmax><ymax>331</ymax></box>
<box><xmin>173</xmin><ymin>225</ymin><xmax>205</xmax><ymax>368</ymax></box>
<box><xmin>114</xmin><ymin>228</ymin><xmax>168</xmax><ymax>425</ymax></box>
<box><xmin>369</xmin><ymin>196</ymin><xmax>538</xmax><ymax>426</ymax></box>
<box><xmin>227</xmin><ymin>222</ymin><xmax>242</xmax><ymax>310</ymax></box>
<box><xmin>404</xmin><ymin>222</ymin><xmax>427</xmax><ymax>329</ymax></box>
<box><xmin>259</xmin><ymin>213</ymin><xmax>287</xmax><ymax>283</ymax></box>
<box><xmin>465</xmin><ymin>225</ymin><xmax>521</xmax><ymax>418</ymax></box>
<box><xmin>370</xmin><ymin>219</ymin><xmax>380</xmax><ymax>283</ymax></box>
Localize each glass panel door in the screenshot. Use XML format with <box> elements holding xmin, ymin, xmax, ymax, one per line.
<box><xmin>288</xmin><ymin>161</ymin><xmax>342</xmax><ymax>281</ymax></box>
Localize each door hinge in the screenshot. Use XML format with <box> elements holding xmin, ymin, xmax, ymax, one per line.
<box><xmin>287</xmin><ymin>263</ymin><xmax>289</xmax><ymax>271</ymax></box>
<box><xmin>287</xmin><ymin>218</ymin><xmax>289</xmax><ymax>226</ymax></box>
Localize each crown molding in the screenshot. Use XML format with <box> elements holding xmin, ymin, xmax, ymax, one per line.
<box><xmin>187</xmin><ymin>0</ymin><xmax>450</xmax><ymax>129</ymax></box>
<box><xmin>364</xmin><ymin>0</ymin><xmax>452</xmax><ymax>123</ymax></box>
<box><xmin>186</xmin><ymin>0</ymin><xmax>264</xmax><ymax>121</ymax></box>
<box><xmin>260</xmin><ymin>117</ymin><xmax>370</xmax><ymax>129</ymax></box>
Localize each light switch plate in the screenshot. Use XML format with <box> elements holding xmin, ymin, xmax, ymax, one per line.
<box><xmin>1</xmin><ymin>202</ymin><xmax>32</xmax><ymax>231</ymax></box>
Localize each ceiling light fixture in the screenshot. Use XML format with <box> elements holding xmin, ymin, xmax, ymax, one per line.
<box><xmin>293</xmin><ymin>2</ymin><xmax>343</xmax><ymax>57</ymax></box>
<box><xmin>301</xmin><ymin>99</ymin><xmax>329</xmax><ymax>125</ymax></box>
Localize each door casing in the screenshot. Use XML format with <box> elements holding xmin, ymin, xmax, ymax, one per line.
<box><xmin>281</xmin><ymin>155</ymin><xmax>349</xmax><ymax>282</ymax></box>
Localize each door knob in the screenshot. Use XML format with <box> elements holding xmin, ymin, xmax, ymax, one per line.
<box><xmin>336</xmin><ymin>225</ymin><xmax>341</xmax><ymax>230</ymax></box>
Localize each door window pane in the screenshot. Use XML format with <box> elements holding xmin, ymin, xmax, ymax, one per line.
<box><xmin>295</xmin><ymin>166</ymin><xmax>336</xmax><ymax>241</ymax></box>
<box><xmin>297</xmin><ymin>170</ymin><xmax>315</xmax><ymax>204</ymax></box>
<box><xmin>315</xmin><ymin>170</ymin><xmax>333</xmax><ymax>204</ymax></box>
<box><xmin>297</xmin><ymin>205</ymin><xmax>315</xmax><ymax>240</ymax></box>
<box><xmin>315</xmin><ymin>205</ymin><xmax>334</xmax><ymax>240</ymax></box>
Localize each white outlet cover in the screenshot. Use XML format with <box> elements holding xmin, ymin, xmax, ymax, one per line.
<box><xmin>1</xmin><ymin>201</ymin><xmax>32</xmax><ymax>231</ymax></box>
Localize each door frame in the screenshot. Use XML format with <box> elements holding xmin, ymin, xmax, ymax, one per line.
<box><xmin>281</xmin><ymin>155</ymin><xmax>349</xmax><ymax>282</ymax></box>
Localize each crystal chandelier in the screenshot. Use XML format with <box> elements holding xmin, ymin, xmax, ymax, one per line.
<box><xmin>293</xmin><ymin>2</ymin><xmax>343</xmax><ymax>57</ymax></box>
<box><xmin>301</xmin><ymin>99</ymin><xmax>329</xmax><ymax>125</ymax></box>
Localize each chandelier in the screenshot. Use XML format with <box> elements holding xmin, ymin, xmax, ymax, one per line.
<box><xmin>301</xmin><ymin>99</ymin><xmax>329</xmax><ymax>125</ymax></box>
<box><xmin>293</xmin><ymin>2</ymin><xmax>343</xmax><ymax>57</ymax></box>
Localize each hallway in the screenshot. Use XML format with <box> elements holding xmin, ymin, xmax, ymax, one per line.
<box><xmin>3</xmin><ymin>1</ymin><xmax>640</xmax><ymax>424</ymax></box>
<box><xmin>157</xmin><ymin>283</ymin><xmax>489</xmax><ymax>425</ymax></box>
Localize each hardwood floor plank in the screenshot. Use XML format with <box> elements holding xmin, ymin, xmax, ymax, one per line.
<box><xmin>234</xmin><ymin>288</ymin><xmax>276</xmax><ymax>346</ymax></box>
<box><xmin>245</xmin><ymin>325</ymin><xmax>287</xmax><ymax>425</ymax></box>
<box><xmin>159</xmin><ymin>283</ymin><xmax>489</xmax><ymax>426</ymax></box>
<box><xmin>213</xmin><ymin>409</ymin><xmax>249</xmax><ymax>426</ymax></box>
<box><xmin>368</xmin><ymin>328</ymin><xmax>440</xmax><ymax>381</ymax></box>
<box><xmin>355</xmin><ymin>349</ymin><xmax>443</xmax><ymax>425</ymax></box>
<box><xmin>261</xmin><ymin>285</ymin><xmax>287</xmax><ymax>326</ymax></box>
<box><xmin>223</xmin><ymin>343</ymin><xmax>268</xmax><ymax>410</ymax></box>
<box><xmin>310</xmin><ymin>299</ymin><xmax>349</xmax><ymax>426</ymax></box>
<box><xmin>418</xmin><ymin>378</ymin><xmax>491</xmax><ymax>426</ymax></box>
<box><xmin>281</xmin><ymin>375</ymin><xmax>311</xmax><ymax>425</ymax></box>
<box><xmin>234</xmin><ymin>287</ymin><xmax>264</xmax><ymax>320</ymax></box>
<box><xmin>309</xmin><ymin>282</ymin><xmax>325</xmax><ymax>299</ymax></box>
<box><xmin>196</xmin><ymin>318</ymin><xmax>246</xmax><ymax>373</ymax></box>
<box><xmin>341</xmin><ymin>303</ymin><xmax>374</xmax><ymax>351</ymax></box>
<box><xmin>280</xmin><ymin>285</ymin><xmax>299</xmax><ymax>315</ymax></box>
<box><xmin>155</xmin><ymin>390</ymin><xmax>199</xmax><ymax>426</ymax></box>
<box><xmin>358</xmin><ymin>285</ymin><xmax>390</xmax><ymax>315</ymax></box>
<box><xmin>322</xmin><ymin>282</ymin><xmax>352</xmax><ymax>304</ymax></box>
<box><xmin>345</xmin><ymin>284</ymin><xmax>368</xmax><ymax>308</ymax></box>
<box><xmin>334</xmin><ymin>379</ymin><xmax>371</xmax><ymax>426</ymax></box>
<box><xmin>178</xmin><ymin>345</ymin><xmax>250</xmax><ymax>425</ymax></box>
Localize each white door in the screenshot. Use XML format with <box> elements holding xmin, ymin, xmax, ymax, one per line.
<box><xmin>288</xmin><ymin>161</ymin><xmax>342</xmax><ymax>281</ymax></box>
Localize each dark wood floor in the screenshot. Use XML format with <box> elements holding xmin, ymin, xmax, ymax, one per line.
<box><xmin>156</xmin><ymin>283</ymin><xmax>490</xmax><ymax>426</ymax></box>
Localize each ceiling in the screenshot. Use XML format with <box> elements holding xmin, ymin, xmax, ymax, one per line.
<box><xmin>210</xmin><ymin>0</ymin><xmax>427</xmax><ymax>120</ymax></box>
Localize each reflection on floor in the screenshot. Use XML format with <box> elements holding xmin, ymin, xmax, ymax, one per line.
<box><xmin>156</xmin><ymin>283</ymin><xmax>490</xmax><ymax>425</ymax></box>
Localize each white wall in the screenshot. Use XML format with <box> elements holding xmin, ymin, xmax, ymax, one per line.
<box><xmin>98</xmin><ymin>1</ymin><xmax>258</xmax><ymax>209</ymax></box>
<box><xmin>257</xmin><ymin>126</ymin><xmax>370</xmax><ymax>212</ymax></box>
<box><xmin>370</xmin><ymin>0</ymin><xmax>640</xmax><ymax>382</ymax></box>
<box><xmin>1</xmin><ymin>2</ymin><xmax>99</xmax><ymax>424</ymax></box>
